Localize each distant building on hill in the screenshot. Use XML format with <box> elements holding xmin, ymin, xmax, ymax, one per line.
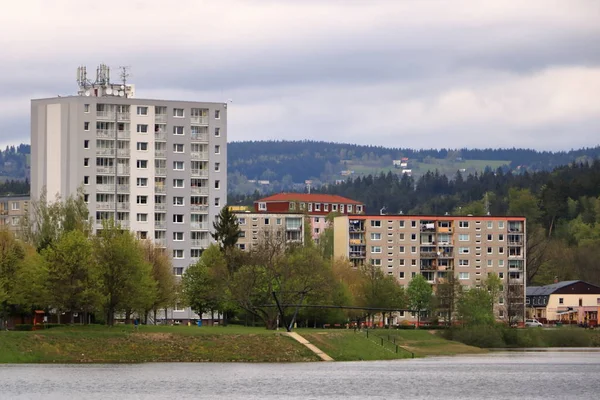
<box><xmin>0</xmin><ymin>195</ymin><xmax>29</xmax><ymax>234</ymax></box>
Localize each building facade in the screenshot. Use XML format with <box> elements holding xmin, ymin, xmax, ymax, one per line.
<box><xmin>254</xmin><ymin>193</ymin><xmax>365</xmax><ymax>241</ymax></box>
<box><xmin>235</xmin><ymin>212</ymin><xmax>306</xmax><ymax>250</ymax></box>
<box><xmin>333</xmin><ymin>215</ymin><xmax>526</xmax><ymax>322</ymax></box>
<box><xmin>31</xmin><ymin>70</ymin><xmax>227</xmax><ymax>322</ymax></box>
<box><xmin>0</xmin><ymin>195</ymin><xmax>29</xmax><ymax>234</ymax></box>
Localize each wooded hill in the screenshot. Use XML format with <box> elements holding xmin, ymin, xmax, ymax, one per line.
<box><xmin>228</xmin><ymin>141</ymin><xmax>600</xmax><ymax>194</ymax></box>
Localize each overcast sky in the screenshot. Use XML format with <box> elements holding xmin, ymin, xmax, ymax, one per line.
<box><xmin>1</xmin><ymin>0</ymin><xmax>599</xmax><ymax>150</ymax></box>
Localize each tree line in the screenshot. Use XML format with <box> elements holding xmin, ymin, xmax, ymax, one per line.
<box><xmin>0</xmin><ymin>189</ymin><xmax>176</xmax><ymax>328</ymax></box>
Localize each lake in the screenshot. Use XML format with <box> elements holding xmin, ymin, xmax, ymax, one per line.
<box><xmin>0</xmin><ymin>351</ymin><xmax>598</xmax><ymax>399</ymax></box>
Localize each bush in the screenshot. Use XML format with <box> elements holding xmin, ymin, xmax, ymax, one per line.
<box><xmin>44</xmin><ymin>323</ymin><xmax>65</xmax><ymax>330</ymax></box>
<box><xmin>14</xmin><ymin>324</ymin><xmax>33</xmax><ymax>331</ymax></box>
<box><xmin>445</xmin><ymin>325</ymin><xmax>505</xmax><ymax>348</ymax></box>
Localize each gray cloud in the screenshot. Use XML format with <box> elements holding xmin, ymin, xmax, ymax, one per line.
<box><xmin>0</xmin><ymin>0</ymin><xmax>599</xmax><ymax>150</ymax></box>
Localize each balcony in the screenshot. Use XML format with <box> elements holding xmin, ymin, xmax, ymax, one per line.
<box><xmin>191</xmin><ymin>239</ymin><xmax>210</xmax><ymax>248</ymax></box>
<box><xmin>96</xmin><ymin>148</ymin><xmax>115</xmax><ymax>157</ymax></box>
<box><xmin>155</xmin><ymin>114</ymin><xmax>167</xmax><ymax>123</ymax></box>
<box><xmin>190</xmin><ymin>204</ymin><xmax>209</xmax><ymax>213</ymax></box>
<box><xmin>96</xmin><ymin>184</ymin><xmax>115</xmax><ymax>192</ymax></box>
<box><xmin>191</xmin><ymin>169</ymin><xmax>209</xmax><ymax>177</ymax></box>
<box><xmin>190</xmin><ymin>222</ymin><xmax>208</xmax><ymax>230</ymax></box>
<box><xmin>155</xmin><ymin>168</ymin><xmax>166</xmax><ymax>176</ymax></box>
<box><xmin>191</xmin><ymin>187</ymin><xmax>209</xmax><ymax>195</ymax></box>
<box><xmin>97</xmin><ymin>166</ymin><xmax>115</xmax><ymax>174</ymax></box>
<box><xmin>117</xmin><ymin>167</ymin><xmax>130</xmax><ymax>175</ymax></box>
<box><xmin>115</xmin><ymin>130</ymin><xmax>130</xmax><ymax>139</ymax></box>
<box><xmin>117</xmin><ymin>112</ymin><xmax>130</xmax><ymax>121</ymax></box>
<box><xmin>155</xmin><ymin>150</ymin><xmax>166</xmax><ymax>158</ymax></box>
<box><xmin>349</xmin><ymin>251</ymin><xmax>366</xmax><ymax>258</ymax></box>
<box><xmin>349</xmin><ymin>239</ymin><xmax>365</xmax><ymax>245</ymax></box>
<box><xmin>155</xmin><ymin>185</ymin><xmax>166</xmax><ymax>194</ymax></box>
<box><xmin>437</xmin><ymin>227</ymin><xmax>452</xmax><ymax>233</ymax></box>
<box><xmin>191</xmin><ymin>133</ymin><xmax>209</xmax><ymax>142</ymax></box>
<box><xmin>117</xmin><ymin>202</ymin><xmax>129</xmax><ymax>210</ymax></box>
<box><xmin>155</xmin><ymin>239</ymin><xmax>167</xmax><ymax>248</ymax></box>
<box><xmin>96</xmin><ymin>111</ymin><xmax>115</xmax><ymax>120</ymax></box>
<box><xmin>116</xmin><ymin>220</ymin><xmax>130</xmax><ymax>229</ymax></box>
<box><xmin>117</xmin><ymin>149</ymin><xmax>130</xmax><ymax>157</ymax></box>
<box><xmin>154</xmin><ymin>221</ymin><xmax>166</xmax><ymax>229</ymax></box>
<box><xmin>190</xmin><ymin>116</ymin><xmax>209</xmax><ymax>125</ymax></box>
<box><xmin>191</xmin><ymin>151</ymin><xmax>209</xmax><ymax>160</ymax></box>
<box><xmin>96</xmin><ymin>129</ymin><xmax>115</xmax><ymax>139</ymax></box>
<box><xmin>155</xmin><ymin>132</ymin><xmax>167</xmax><ymax>141</ymax></box>
<box><xmin>420</xmin><ymin>251</ymin><xmax>437</xmax><ymax>258</ymax></box>
<box><xmin>438</xmin><ymin>252</ymin><xmax>454</xmax><ymax>258</ymax></box>
<box><xmin>96</xmin><ymin>202</ymin><xmax>115</xmax><ymax>210</ymax></box>
<box><xmin>508</xmin><ymin>240</ymin><xmax>524</xmax><ymax>246</ymax></box>
<box><xmin>155</xmin><ymin>204</ymin><xmax>167</xmax><ymax>211</ymax></box>
<box><xmin>117</xmin><ymin>184</ymin><xmax>130</xmax><ymax>192</ymax></box>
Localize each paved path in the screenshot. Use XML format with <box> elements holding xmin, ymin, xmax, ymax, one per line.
<box><xmin>285</xmin><ymin>332</ymin><xmax>334</xmax><ymax>361</ymax></box>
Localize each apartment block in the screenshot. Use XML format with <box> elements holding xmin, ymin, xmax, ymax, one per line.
<box><xmin>30</xmin><ymin>66</ymin><xmax>227</xmax><ymax>322</ymax></box>
<box><xmin>0</xmin><ymin>195</ymin><xmax>29</xmax><ymax>234</ymax></box>
<box><xmin>235</xmin><ymin>212</ymin><xmax>305</xmax><ymax>250</ymax></box>
<box><xmin>254</xmin><ymin>193</ymin><xmax>365</xmax><ymax>241</ymax></box>
<box><xmin>333</xmin><ymin>215</ymin><xmax>526</xmax><ymax>321</ymax></box>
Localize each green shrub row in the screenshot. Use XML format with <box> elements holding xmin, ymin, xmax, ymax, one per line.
<box><xmin>13</xmin><ymin>323</ymin><xmax>65</xmax><ymax>331</ymax></box>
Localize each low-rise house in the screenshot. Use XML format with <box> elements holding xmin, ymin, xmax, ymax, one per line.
<box><xmin>526</xmin><ymin>280</ymin><xmax>600</xmax><ymax>326</ymax></box>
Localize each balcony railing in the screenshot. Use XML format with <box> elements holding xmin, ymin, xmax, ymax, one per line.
<box><xmin>96</xmin><ymin>184</ymin><xmax>115</xmax><ymax>192</ymax></box>
<box><xmin>155</xmin><ymin>114</ymin><xmax>167</xmax><ymax>123</ymax></box>
<box><xmin>191</xmin><ymin>239</ymin><xmax>210</xmax><ymax>248</ymax></box>
<box><xmin>191</xmin><ymin>187</ymin><xmax>209</xmax><ymax>195</ymax></box>
<box><xmin>191</xmin><ymin>133</ymin><xmax>209</xmax><ymax>142</ymax></box>
<box><xmin>116</xmin><ymin>130</ymin><xmax>130</xmax><ymax>139</ymax></box>
<box><xmin>155</xmin><ymin>186</ymin><xmax>166</xmax><ymax>193</ymax></box>
<box><xmin>190</xmin><ymin>222</ymin><xmax>209</xmax><ymax>230</ymax></box>
<box><xmin>155</xmin><ymin>204</ymin><xmax>167</xmax><ymax>211</ymax></box>
<box><xmin>155</xmin><ymin>168</ymin><xmax>166</xmax><ymax>176</ymax></box>
<box><xmin>191</xmin><ymin>152</ymin><xmax>209</xmax><ymax>160</ymax></box>
<box><xmin>117</xmin><ymin>184</ymin><xmax>130</xmax><ymax>192</ymax></box>
<box><xmin>117</xmin><ymin>167</ymin><xmax>130</xmax><ymax>175</ymax></box>
<box><xmin>116</xmin><ymin>220</ymin><xmax>130</xmax><ymax>229</ymax></box>
<box><xmin>117</xmin><ymin>112</ymin><xmax>130</xmax><ymax>121</ymax></box>
<box><xmin>155</xmin><ymin>239</ymin><xmax>167</xmax><ymax>248</ymax></box>
<box><xmin>190</xmin><ymin>116</ymin><xmax>209</xmax><ymax>125</ymax></box>
<box><xmin>117</xmin><ymin>202</ymin><xmax>129</xmax><ymax>210</ymax></box>
<box><xmin>117</xmin><ymin>149</ymin><xmax>130</xmax><ymax>157</ymax></box>
<box><xmin>96</xmin><ymin>148</ymin><xmax>115</xmax><ymax>156</ymax></box>
<box><xmin>96</xmin><ymin>202</ymin><xmax>115</xmax><ymax>210</ymax></box>
<box><xmin>155</xmin><ymin>132</ymin><xmax>167</xmax><ymax>141</ymax></box>
<box><xmin>190</xmin><ymin>204</ymin><xmax>209</xmax><ymax>213</ymax></box>
<box><xmin>154</xmin><ymin>221</ymin><xmax>166</xmax><ymax>229</ymax></box>
<box><xmin>97</xmin><ymin>166</ymin><xmax>115</xmax><ymax>174</ymax></box>
<box><xmin>349</xmin><ymin>251</ymin><xmax>366</xmax><ymax>258</ymax></box>
<box><xmin>508</xmin><ymin>240</ymin><xmax>524</xmax><ymax>246</ymax></box>
<box><xmin>96</xmin><ymin>111</ymin><xmax>116</xmax><ymax>120</ymax></box>
<box><xmin>155</xmin><ymin>150</ymin><xmax>166</xmax><ymax>158</ymax></box>
<box><xmin>96</xmin><ymin>129</ymin><xmax>115</xmax><ymax>139</ymax></box>
<box><xmin>191</xmin><ymin>169</ymin><xmax>209</xmax><ymax>177</ymax></box>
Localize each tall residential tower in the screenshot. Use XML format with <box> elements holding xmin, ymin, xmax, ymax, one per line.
<box><xmin>31</xmin><ymin>65</ymin><xmax>227</xmax><ymax>320</ymax></box>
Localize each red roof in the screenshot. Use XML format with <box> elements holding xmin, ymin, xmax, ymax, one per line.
<box><xmin>256</xmin><ymin>193</ymin><xmax>363</xmax><ymax>205</ymax></box>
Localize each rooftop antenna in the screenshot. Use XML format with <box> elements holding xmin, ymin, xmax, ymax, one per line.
<box><xmin>380</xmin><ymin>206</ymin><xmax>387</xmax><ymax>215</ymax></box>
<box><xmin>305</xmin><ymin>180</ymin><xmax>312</xmax><ymax>194</ymax></box>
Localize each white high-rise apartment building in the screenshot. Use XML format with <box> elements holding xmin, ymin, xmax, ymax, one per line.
<box><xmin>31</xmin><ymin>65</ymin><xmax>227</xmax><ymax>322</ymax></box>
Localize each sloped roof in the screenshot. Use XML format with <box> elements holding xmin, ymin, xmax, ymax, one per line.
<box><xmin>526</xmin><ymin>281</ymin><xmax>582</xmax><ymax>296</ymax></box>
<box><xmin>256</xmin><ymin>193</ymin><xmax>363</xmax><ymax>205</ymax></box>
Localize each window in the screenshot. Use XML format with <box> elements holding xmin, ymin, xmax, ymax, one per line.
<box><xmin>487</xmin><ymin>247</ymin><xmax>493</xmax><ymax>254</ymax></box>
<box><xmin>84</xmin><ymin>194</ymin><xmax>89</xmax><ymax>203</ymax></box>
<box><xmin>498</xmin><ymin>221</ymin><xmax>505</xmax><ymax>229</ymax></box>
<box><xmin>215</xmin><ymin>110</ymin><xmax>221</xmax><ymax>119</ymax></box>
<box><xmin>399</xmin><ymin>246</ymin><xmax>405</xmax><ymax>253</ymax></box>
<box><xmin>215</xmin><ymin>162</ymin><xmax>221</xmax><ymax>172</ymax></box>
<box><xmin>173</xmin><ymin>232</ymin><xmax>184</xmax><ymax>241</ymax></box>
<box><xmin>498</xmin><ymin>247</ymin><xmax>504</xmax><ymax>254</ymax></box>
<box><xmin>137</xmin><ymin>160</ymin><xmax>148</xmax><ymax>169</ymax></box>
<box><xmin>136</xmin><ymin>178</ymin><xmax>148</xmax><ymax>187</ymax></box>
<box><xmin>459</xmin><ymin>259</ymin><xmax>469</xmax><ymax>266</ymax></box>
<box><xmin>487</xmin><ymin>260</ymin><xmax>493</xmax><ymax>267</ymax></box>
<box><xmin>371</xmin><ymin>220</ymin><xmax>381</xmax><ymax>228</ymax></box>
<box><xmin>276</xmin><ymin>218</ymin><xmax>282</xmax><ymax>225</ymax></box>
<box><xmin>84</xmin><ymin>122</ymin><xmax>90</xmax><ymax>131</ymax></box>
<box><xmin>173</xmin><ymin>267</ymin><xmax>184</xmax><ymax>276</ymax></box>
<box><xmin>11</xmin><ymin>202</ymin><xmax>19</xmax><ymax>211</ymax></box>
<box><xmin>173</xmin><ymin>179</ymin><xmax>184</xmax><ymax>188</ymax></box>
<box><xmin>399</xmin><ymin>220</ymin><xmax>405</xmax><ymax>228</ymax></box>
<box><xmin>487</xmin><ymin>234</ymin><xmax>493</xmax><ymax>241</ymax></box>
<box><xmin>498</xmin><ymin>260</ymin><xmax>504</xmax><ymax>267</ymax></box>
<box><xmin>257</xmin><ymin>202</ymin><xmax>266</xmax><ymax>211</ymax></box>
<box><xmin>215</xmin><ymin>127</ymin><xmax>221</xmax><ymax>137</ymax></box>
<box><xmin>137</xmin><ymin>142</ymin><xmax>148</xmax><ymax>151</ymax></box>
<box><xmin>332</xmin><ymin>204</ymin><xmax>338</xmax><ymax>211</ymax></box>
<box><xmin>173</xmin><ymin>143</ymin><xmax>184</xmax><ymax>153</ymax></box>
<box><xmin>498</xmin><ymin>234</ymin><xmax>504</xmax><ymax>241</ymax></box>
<box><xmin>215</xmin><ymin>180</ymin><xmax>220</xmax><ymax>189</ymax></box>
<box><xmin>84</xmin><ymin>140</ymin><xmax>89</xmax><ymax>149</ymax></box>
<box><xmin>173</xmin><ymin>249</ymin><xmax>184</xmax><ymax>259</ymax></box>
<box><xmin>136</xmin><ymin>195</ymin><xmax>148</xmax><ymax>204</ymax></box>
<box><xmin>215</xmin><ymin>145</ymin><xmax>221</xmax><ymax>154</ymax></box>
<box><xmin>137</xmin><ymin>106</ymin><xmax>148</xmax><ymax>115</ymax></box>
<box><xmin>137</xmin><ymin>124</ymin><xmax>148</xmax><ymax>133</ymax></box>
<box><xmin>411</xmin><ymin>259</ymin><xmax>417</xmax><ymax>266</ymax></box>
<box><xmin>399</xmin><ymin>272</ymin><xmax>405</xmax><ymax>279</ymax></box>
<box><xmin>173</xmin><ymin>214</ymin><xmax>184</xmax><ymax>223</ymax></box>
<box><xmin>459</xmin><ymin>272</ymin><xmax>469</xmax><ymax>280</ymax></box>
<box><xmin>84</xmin><ymin>158</ymin><xmax>89</xmax><ymax>167</ymax></box>
<box><xmin>173</xmin><ymin>196</ymin><xmax>184</xmax><ymax>206</ymax></box>
<box><xmin>191</xmin><ymin>249</ymin><xmax>203</xmax><ymax>258</ymax></box>
<box><xmin>459</xmin><ymin>234</ymin><xmax>470</xmax><ymax>241</ymax></box>
<box><xmin>411</xmin><ymin>233</ymin><xmax>416</xmax><ymax>241</ymax></box>
<box><xmin>399</xmin><ymin>233</ymin><xmax>405</xmax><ymax>240</ymax></box>
<box><xmin>173</xmin><ymin>108</ymin><xmax>184</xmax><ymax>117</ymax></box>
<box><xmin>459</xmin><ymin>221</ymin><xmax>469</xmax><ymax>228</ymax></box>
<box><xmin>411</xmin><ymin>221</ymin><xmax>417</xmax><ymax>228</ymax></box>
<box><xmin>371</xmin><ymin>233</ymin><xmax>381</xmax><ymax>240</ymax></box>
<box><xmin>84</xmin><ymin>104</ymin><xmax>90</xmax><ymax>113</ymax></box>
<box><xmin>324</xmin><ymin>204</ymin><xmax>329</xmax><ymax>212</ymax></box>
<box><xmin>214</xmin><ymin>197</ymin><xmax>220</xmax><ymax>207</ymax></box>
<box><xmin>136</xmin><ymin>213</ymin><xmax>148</xmax><ymax>222</ymax></box>
<box><xmin>173</xmin><ymin>126</ymin><xmax>184</xmax><ymax>135</ymax></box>
<box><xmin>559</xmin><ymin>298</ymin><xmax>564</xmax><ymax>304</ymax></box>
<box><xmin>458</xmin><ymin>247</ymin><xmax>469</xmax><ymax>254</ymax></box>
<box><xmin>371</xmin><ymin>259</ymin><xmax>381</xmax><ymax>266</ymax></box>
<box><xmin>173</xmin><ymin>161</ymin><xmax>184</xmax><ymax>171</ymax></box>
<box><xmin>487</xmin><ymin>221</ymin><xmax>493</xmax><ymax>229</ymax></box>
<box><xmin>137</xmin><ymin>231</ymin><xmax>148</xmax><ymax>240</ymax></box>
<box><xmin>498</xmin><ymin>272</ymin><xmax>504</xmax><ymax>279</ymax></box>
<box><xmin>83</xmin><ymin>176</ymin><xmax>89</xmax><ymax>185</ymax></box>
<box><xmin>411</xmin><ymin>246</ymin><xmax>416</xmax><ymax>253</ymax></box>
<box><xmin>371</xmin><ymin>246</ymin><xmax>382</xmax><ymax>253</ymax></box>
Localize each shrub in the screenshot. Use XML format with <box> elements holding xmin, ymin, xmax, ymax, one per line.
<box><xmin>14</xmin><ymin>324</ymin><xmax>33</xmax><ymax>331</ymax></box>
<box><xmin>445</xmin><ymin>325</ymin><xmax>505</xmax><ymax>348</ymax></box>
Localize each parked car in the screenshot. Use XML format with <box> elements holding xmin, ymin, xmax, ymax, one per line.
<box><xmin>525</xmin><ymin>319</ymin><xmax>543</xmax><ymax>327</ymax></box>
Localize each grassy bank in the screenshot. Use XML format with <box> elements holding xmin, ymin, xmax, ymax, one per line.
<box><xmin>0</xmin><ymin>325</ymin><xmax>481</xmax><ymax>363</ymax></box>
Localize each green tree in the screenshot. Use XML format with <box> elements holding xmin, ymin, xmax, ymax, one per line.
<box><xmin>42</xmin><ymin>230</ymin><xmax>101</xmax><ymax>324</ymax></box>
<box><xmin>457</xmin><ymin>288</ymin><xmax>494</xmax><ymax>326</ymax></box>
<box><xmin>407</xmin><ymin>274</ymin><xmax>433</xmax><ymax>328</ymax></box>
<box><xmin>0</xmin><ymin>230</ymin><xmax>26</xmax><ymax>329</ymax></box>
<box><xmin>140</xmin><ymin>240</ymin><xmax>177</xmax><ymax>324</ymax></box>
<box><xmin>94</xmin><ymin>220</ymin><xmax>156</xmax><ymax>325</ymax></box>
<box><xmin>212</xmin><ymin>206</ymin><xmax>242</xmax><ymax>250</ymax></box>
<box><xmin>358</xmin><ymin>263</ymin><xmax>405</xmax><ymax>327</ymax></box>
<box><xmin>435</xmin><ymin>274</ymin><xmax>462</xmax><ymax>326</ymax></box>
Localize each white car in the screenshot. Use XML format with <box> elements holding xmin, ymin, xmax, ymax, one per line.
<box><xmin>525</xmin><ymin>319</ymin><xmax>543</xmax><ymax>327</ymax></box>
